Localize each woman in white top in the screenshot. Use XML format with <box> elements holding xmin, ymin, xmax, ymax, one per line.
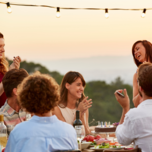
<box><xmin>53</xmin><ymin>71</ymin><xmax>92</xmax><ymax>135</ymax></box>
<box><xmin>132</xmin><ymin>40</ymin><xmax>152</xmax><ymax>107</ymax></box>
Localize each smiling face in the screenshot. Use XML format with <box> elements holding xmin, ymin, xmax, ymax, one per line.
<box><xmin>0</xmin><ymin>38</ymin><xmax>5</xmax><ymax>60</ymax></box>
<box><xmin>134</xmin><ymin>42</ymin><xmax>146</xmax><ymax>63</ymax></box>
<box><xmin>66</xmin><ymin>77</ymin><xmax>84</xmax><ymax>100</ymax></box>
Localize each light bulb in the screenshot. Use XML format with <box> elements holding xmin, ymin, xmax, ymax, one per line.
<box><xmin>141</xmin><ymin>13</ymin><xmax>145</xmax><ymax>18</ymax></box>
<box><xmin>56</xmin><ymin>7</ymin><xmax>60</xmax><ymax>18</ymax></box>
<box><xmin>56</xmin><ymin>12</ymin><xmax>60</xmax><ymax>18</ymax></box>
<box><xmin>141</xmin><ymin>9</ymin><xmax>146</xmax><ymax>18</ymax></box>
<box><xmin>105</xmin><ymin>8</ymin><xmax>109</xmax><ymax>18</ymax></box>
<box><xmin>6</xmin><ymin>2</ymin><xmax>12</xmax><ymax>13</ymax></box>
<box><xmin>105</xmin><ymin>13</ymin><xmax>109</xmax><ymax>18</ymax></box>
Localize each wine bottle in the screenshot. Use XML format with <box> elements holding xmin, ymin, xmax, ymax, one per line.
<box><xmin>73</xmin><ymin>110</ymin><xmax>82</xmax><ymax>138</ymax></box>
<box><xmin>73</xmin><ymin>110</ymin><xmax>82</xmax><ymax>126</ymax></box>
<box><xmin>0</xmin><ymin>115</ymin><xmax>7</xmax><ymax>150</ymax></box>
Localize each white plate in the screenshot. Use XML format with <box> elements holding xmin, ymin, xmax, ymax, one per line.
<box><xmin>90</xmin><ymin>146</ymin><xmax>125</xmax><ymax>150</ymax></box>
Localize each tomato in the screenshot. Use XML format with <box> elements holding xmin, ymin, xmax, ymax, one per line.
<box><xmin>109</xmin><ymin>142</ymin><xmax>115</xmax><ymax>145</ymax></box>
<box><xmin>94</xmin><ymin>135</ymin><xmax>101</xmax><ymax>139</ymax></box>
<box><xmin>82</xmin><ymin>136</ymin><xmax>87</xmax><ymax>141</ymax></box>
<box><xmin>86</xmin><ymin>135</ymin><xmax>94</xmax><ymax>142</ymax></box>
<box><xmin>82</xmin><ymin>135</ymin><xmax>95</xmax><ymax>142</ymax></box>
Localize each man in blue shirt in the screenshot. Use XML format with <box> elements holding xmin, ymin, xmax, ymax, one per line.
<box><xmin>5</xmin><ymin>72</ymin><xmax>78</xmax><ymax>152</ymax></box>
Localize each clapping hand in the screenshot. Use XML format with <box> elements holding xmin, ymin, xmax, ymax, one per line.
<box><xmin>77</xmin><ymin>96</ymin><xmax>92</xmax><ymax>114</ymax></box>
<box><xmin>114</xmin><ymin>89</ymin><xmax>130</xmax><ymax>110</ymax></box>
<box><xmin>9</xmin><ymin>56</ymin><xmax>21</xmax><ymax>70</ymax></box>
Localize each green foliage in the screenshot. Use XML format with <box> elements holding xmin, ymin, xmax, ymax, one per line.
<box><xmin>7</xmin><ymin>58</ymin><xmax>134</xmax><ymax>125</ymax></box>
<box><xmin>85</xmin><ymin>77</ymin><xmax>133</xmax><ymax>125</ymax></box>
<box><xmin>7</xmin><ymin>58</ymin><xmax>63</xmax><ymax>84</ymax></box>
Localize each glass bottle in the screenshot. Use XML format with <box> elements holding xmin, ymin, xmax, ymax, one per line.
<box><xmin>73</xmin><ymin>110</ymin><xmax>82</xmax><ymax>138</ymax></box>
<box><xmin>0</xmin><ymin>115</ymin><xmax>7</xmax><ymax>150</ymax></box>
<box><xmin>73</xmin><ymin>110</ymin><xmax>83</xmax><ymax>150</ymax></box>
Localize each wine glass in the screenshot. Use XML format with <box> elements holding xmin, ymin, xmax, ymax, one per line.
<box><xmin>76</xmin><ymin>125</ymin><xmax>85</xmax><ymax>150</ymax></box>
<box><xmin>81</xmin><ymin>125</ymin><xmax>85</xmax><ymax>140</ymax></box>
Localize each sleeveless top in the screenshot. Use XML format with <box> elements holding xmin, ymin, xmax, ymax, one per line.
<box><xmin>58</xmin><ymin>106</ymin><xmax>87</xmax><ymax>125</ymax></box>
<box><xmin>0</xmin><ymin>72</ymin><xmax>7</xmax><ymax>108</ymax></box>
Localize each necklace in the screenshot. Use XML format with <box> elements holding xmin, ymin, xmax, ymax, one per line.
<box><xmin>71</xmin><ymin>109</ymin><xmax>76</xmax><ymax>115</ymax></box>
<box><xmin>67</xmin><ymin>107</ymin><xmax>76</xmax><ymax>116</ymax></box>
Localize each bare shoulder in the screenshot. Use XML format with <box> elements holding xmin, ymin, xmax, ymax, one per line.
<box><xmin>53</xmin><ymin>106</ymin><xmax>66</xmax><ymax>122</ymax></box>
<box><xmin>53</xmin><ymin>106</ymin><xmax>61</xmax><ymax>115</ymax></box>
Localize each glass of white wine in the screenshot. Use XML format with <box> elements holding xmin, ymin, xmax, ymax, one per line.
<box><xmin>77</xmin><ymin>125</ymin><xmax>85</xmax><ymax>150</ymax></box>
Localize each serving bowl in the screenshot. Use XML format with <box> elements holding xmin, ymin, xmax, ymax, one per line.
<box><xmin>78</xmin><ymin>142</ymin><xmax>92</xmax><ymax>149</ymax></box>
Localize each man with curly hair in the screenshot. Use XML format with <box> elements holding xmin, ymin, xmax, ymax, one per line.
<box><xmin>5</xmin><ymin>72</ymin><xmax>78</xmax><ymax>152</ymax></box>
<box><xmin>0</xmin><ymin>68</ymin><xmax>30</xmax><ymax>128</ymax></box>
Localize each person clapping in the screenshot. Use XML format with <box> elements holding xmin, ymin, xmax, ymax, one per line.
<box><xmin>0</xmin><ymin>32</ymin><xmax>21</xmax><ymax>107</ymax></box>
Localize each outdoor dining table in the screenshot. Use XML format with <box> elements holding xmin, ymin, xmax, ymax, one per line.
<box><xmin>80</xmin><ymin>128</ymin><xmax>135</xmax><ymax>152</ymax></box>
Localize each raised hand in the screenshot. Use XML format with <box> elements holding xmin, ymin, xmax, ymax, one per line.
<box><xmin>9</xmin><ymin>56</ymin><xmax>21</xmax><ymax>70</ymax></box>
<box><xmin>77</xmin><ymin>96</ymin><xmax>92</xmax><ymax>114</ymax></box>
<box><xmin>114</xmin><ymin>89</ymin><xmax>130</xmax><ymax>110</ymax></box>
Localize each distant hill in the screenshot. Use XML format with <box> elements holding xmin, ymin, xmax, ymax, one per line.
<box><xmin>34</xmin><ymin>55</ymin><xmax>137</xmax><ymax>85</ymax></box>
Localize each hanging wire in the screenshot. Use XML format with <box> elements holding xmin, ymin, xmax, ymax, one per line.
<box><xmin>1</xmin><ymin>2</ymin><xmax>152</xmax><ymax>11</ymax></box>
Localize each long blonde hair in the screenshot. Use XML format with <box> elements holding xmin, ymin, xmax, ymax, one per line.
<box><xmin>0</xmin><ymin>33</ymin><xmax>9</xmax><ymax>75</ymax></box>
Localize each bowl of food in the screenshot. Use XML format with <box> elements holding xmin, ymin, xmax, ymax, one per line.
<box><xmin>78</xmin><ymin>141</ymin><xmax>92</xmax><ymax>149</ymax></box>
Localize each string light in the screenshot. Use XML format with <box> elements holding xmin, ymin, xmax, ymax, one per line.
<box><xmin>105</xmin><ymin>8</ymin><xmax>109</xmax><ymax>18</ymax></box>
<box><xmin>0</xmin><ymin>2</ymin><xmax>152</xmax><ymax>18</ymax></box>
<box><xmin>56</xmin><ymin>7</ymin><xmax>60</xmax><ymax>18</ymax></box>
<box><xmin>6</xmin><ymin>2</ymin><xmax>12</xmax><ymax>13</ymax></box>
<box><xmin>141</xmin><ymin>8</ymin><xmax>146</xmax><ymax>18</ymax></box>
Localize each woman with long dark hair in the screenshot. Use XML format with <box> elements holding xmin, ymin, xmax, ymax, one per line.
<box><xmin>53</xmin><ymin>71</ymin><xmax>92</xmax><ymax>135</ymax></box>
<box><xmin>0</xmin><ymin>32</ymin><xmax>21</xmax><ymax>107</ymax></box>
<box><xmin>132</xmin><ymin>40</ymin><xmax>152</xmax><ymax>107</ymax></box>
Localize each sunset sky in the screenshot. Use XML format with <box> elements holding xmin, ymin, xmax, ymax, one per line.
<box><xmin>1</xmin><ymin>0</ymin><xmax>152</xmax><ymax>61</ymax></box>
